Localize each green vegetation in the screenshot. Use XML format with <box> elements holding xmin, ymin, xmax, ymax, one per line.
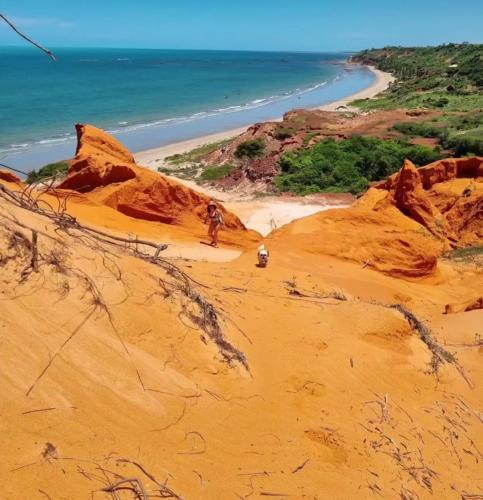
<box><xmin>303</xmin><ymin>131</ymin><xmax>320</xmax><ymax>146</ymax></box>
<box><xmin>393</xmin><ymin>110</ymin><xmax>483</xmax><ymax>155</ymax></box>
<box><xmin>165</xmin><ymin>138</ymin><xmax>233</xmax><ymax>165</ymax></box>
<box><xmin>274</xmin><ymin>127</ymin><xmax>296</xmax><ymax>140</ymax></box>
<box><xmin>200</xmin><ymin>164</ymin><xmax>236</xmax><ymax>181</ymax></box>
<box><xmin>234</xmin><ymin>138</ymin><xmax>266</xmax><ymax>160</ymax></box>
<box><xmin>275</xmin><ymin>136</ymin><xmax>441</xmax><ymax>195</ymax></box>
<box><xmin>350</xmin><ymin>45</ymin><xmax>483</xmax><ymax>159</ymax></box>
<box><xmin>351</xmin><ymin>43</ymin><xmax>483</xmax><ymax>112</ymax></box>
<box><xmin>26</xmin><ymin>161</ymin><xmax>69</xmax><ymax>184</ymax></box>
<box><xmin>444</xmin><ymin>246</ymin><xmax>483</xmax><ymax>265</ymax></box>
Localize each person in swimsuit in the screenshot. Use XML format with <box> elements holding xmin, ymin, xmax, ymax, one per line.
<box><xmin>206</xmin><ymin>200</ymin><xmax>223</xmax><ymax>247</ymax></box>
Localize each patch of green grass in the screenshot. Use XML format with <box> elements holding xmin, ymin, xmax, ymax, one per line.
<box><xmin>444</xmin><ymin>246</ymin><xmax>483</xmax><ymax>264</ymax></box>
<box><xmin>165</xmin><ymin>138</ymin><xmax>234</xmax><ymax>165</ymax></box>
<box><xmin>26</xmin><ymin>161</ymin><xmax>70</xmax><ymax>184</ymax></box>
<box><xmin>392</xmin><ymin>110</ymin><xmax>483</xmax><ymax>155</ymax></box>
<box><xmin>200</xmin><ymin>164</ymin><xmax>236</xmax><ymax>181</ymax></box>
<box><xmin>353</xmin><ymin>92</ymin><xmax>483</xmax><ymax>113</ymax></box>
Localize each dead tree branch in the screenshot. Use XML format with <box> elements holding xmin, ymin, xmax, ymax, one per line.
<box><xmin>0</xmin><ymin>180</ymin><xmax>248</xmax><ymax>371</ymax></box>
<box><xmin>102</xmin><ymin>477</ymin><xmax>147</xmax><ymax>500</ymax></box>
<box><xmin>388</xmin><ymin>303</ymin><xmax>473</xmax><ymax>389</ymax></box>
<box><xmin>0</xmin><ymin>13</ymin><xmax>57</xmax><ymax>60</ymax></box>
<box><xmin>25</xmin><ymin>306</ymin><xmax>97</xmax><ymax>397</ymax></box>
<box><xmin>115</xmin><ymin>459</ymin><xmax>182</xmax><ymax>499</ymax></box>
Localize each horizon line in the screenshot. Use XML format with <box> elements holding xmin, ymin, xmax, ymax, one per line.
<box><xmin>0</xmin><ymin>43</ymin><xmax>358</xmax><ymax>54</ymax></box>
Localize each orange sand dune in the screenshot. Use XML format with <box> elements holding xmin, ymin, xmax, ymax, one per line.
<box><xmin>0</xmin><ymin>185</ymin><xmax>481</xmax><ymax>499</ymax></box>
<box><xmin>266</xmin><ymin>205</ymin><xmax>440</xmax><ymax>278</ymax></box>
<box><xmin>0</xmin><ymin>143</ymin><xmax>482</xmax><ymax>499</ymax></box>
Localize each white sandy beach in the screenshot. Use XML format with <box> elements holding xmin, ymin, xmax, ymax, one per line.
<box><xmin>135</xmin><ymin>66</ymin><xmax>394</xmax><ymax>169</ymax></box>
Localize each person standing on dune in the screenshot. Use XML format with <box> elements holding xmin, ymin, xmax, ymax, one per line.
<box><xmin>205</xmin><ymin>200</ymin><xmax>224</xmax><ymax>247</ymax></box>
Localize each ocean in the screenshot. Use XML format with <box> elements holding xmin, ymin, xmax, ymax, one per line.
<box><xmin>0</xmin><ymin>47</ymin><xmax>374</xmax><ymax>171</ymax></box>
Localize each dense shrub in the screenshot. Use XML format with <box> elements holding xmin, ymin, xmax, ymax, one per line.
<box><xmin>445</xmin><ymin>136</ymin><xmax>483</xmax><ymax>156</ymax></box>
<box><xmin>274</xmin><ymin>127</ymin><xmax>296</xmax><ymax>140</ymax></box>
<box><xmin>26</xmin><ymin>161</ymin><xmax>69</xmax><ymax>184</ymax></box>
<box><xmin>393</xmin><ymin>122</ymin><xmax>444</xmax><ymax>138</ymax></box>
<box><xmin>234</xmin><ymin>139</ymin><xmax>266</xmax><ymax>159</ymax></box>
<box><xmin>275</xmin><ymin>136</ymin><xmax>441</xmax><ymax>195</ymax></box>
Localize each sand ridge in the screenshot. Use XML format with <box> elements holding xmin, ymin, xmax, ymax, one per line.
<box><xmin>0</xmin><ymin>179</ymin><xmax>481</xmax><ymax>498</ymax></box>
<box><xmin>0</xmin><ymin>125</ymin><xmax>481</xmax><ymax>499</ymax></box>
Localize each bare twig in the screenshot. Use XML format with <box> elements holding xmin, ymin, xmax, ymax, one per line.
<box><xmin>177</xmin><ymin>431</ymin><xmax>207</xmax><ymax>455</ymax></box>
<box><xmin>0</xmin><ymin>13</ymin><xmax>57</xmax><ymax>60</ymax></box>
<box><xmin>102</xmin><ymin>477</ymin><xmax>147</xmax><ymax>500</ymax></box>
<box><xmin>115</xmin><ymin>459</ymin><xmax>182</xmax><ymax>499</ymax></box>
<box><xmin>38</xmin><ymin>490</ymin><xmax>53</xmax><ymax>500</ymax></box>
<box><xmin>31</xmin><ymin>230</ymin><xmax>39</xmax><ymax>272</ymax></box>
<box><xmin>25</xmin><ymin>306</ymin><xmax>97</xmax><ymax>397</ymax></box>
<box><xmin>22</xmin><ymin>407</ymin><xmax>56</xmax><ymax>415</ymax></box>
<box><xmin>292</xmin><ymin>459</ymin><xmax>310</xmax><ymax>473</ymax></box>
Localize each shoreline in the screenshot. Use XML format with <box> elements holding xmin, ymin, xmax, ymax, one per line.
<box><xmin>135</xmin><ymin>65</ymin><xmax>395</xmax><ymax>169</ymax></box>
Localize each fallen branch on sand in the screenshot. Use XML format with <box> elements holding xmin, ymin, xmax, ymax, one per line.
<box><xmin>102</xmin><ymin>477</ymin><xmax>148</xmax><ymax>499</ymax></box>
<box><xmin>0</xmin><ymin>179</ymin><xmax>248</xmax><ymax>371</ymax></box>
<box><xmin>387</xmin><ymin>303</ymin><xmax>473</xmax><ymax>388</ymax></box>
<box><xmin>25</xmin><ymin>306</ymin><xmax>97</xmax><ymax>397</ymax></box>
<box><xmin>115</xmin><ymin>458</ymin><xmax>182</xmax><ymax>499</ymax></box>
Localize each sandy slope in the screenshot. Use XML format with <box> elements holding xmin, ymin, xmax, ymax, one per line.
<box><xmin>0</xmin><ymin>129</ymin><xmax>481</xmax><ymax>498</ymax></box>
<box><xmin>0</xmin><ymin>170</ymin><xmax>482</xmax><ymax>499</ymax></box>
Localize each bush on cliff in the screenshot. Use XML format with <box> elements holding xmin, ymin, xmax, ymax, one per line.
<box><xmin>274</xmin><ymin>127</ymin><xmax>296</xmax><ymax>140</ymax></box>
<box><xmin>26</xmin><ymin>161</ymin><xmax>70</xmax><ymax>184</ymax></box>
<box><xmin>276</xmin><ymin>136</ymin><xmax>441</xmax><ymax>195</ymax></box>
<box><xmin>234</xmin><ymin>139</ymin><xmax>266</xmax><ymax>160</ymax></box>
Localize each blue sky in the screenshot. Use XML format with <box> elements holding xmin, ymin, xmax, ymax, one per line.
<box><xmin>1</xmin><ymin>0</ymin><xmax>482</xmax><ymax>52</ymax></box>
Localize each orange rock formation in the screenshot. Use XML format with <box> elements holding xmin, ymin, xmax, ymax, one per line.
<box><xmin>265</xmin><ymin>157</ymin><xmax>482</xmax><ymax>278</ymax></box>
<box><xmin>372</xmin><ymin>157</ymin><xmax>483</xmax><ymax>247</ymax></box>
<box><xmin>0</xmin><ymin>169</ymin><xmax>21</xmax><ymax>184</ymax></box>
<box><xmin>267</xmin><ymin>205</ymin><xmax>440</xmax><ymax>278</ymax></box>
<box><xmin>59</xmin><ymin>124</ymin><xmax>260</xmax><ymax>245</ymax></box>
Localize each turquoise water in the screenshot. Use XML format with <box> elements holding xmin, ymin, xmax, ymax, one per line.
<box><xmin>0</xmin><ymin>47</ymin><xmax>374</xmax><ymax>171</ymax></box>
